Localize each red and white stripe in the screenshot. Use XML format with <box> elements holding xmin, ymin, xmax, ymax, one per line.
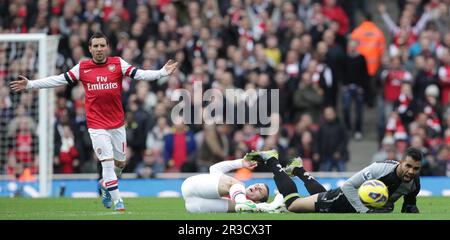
<box><xmin>105</xmin><ymin>180</ymin><xmax>118</xmax><ymax>188</ymax></box>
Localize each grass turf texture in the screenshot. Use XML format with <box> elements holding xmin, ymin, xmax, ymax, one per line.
<box><xmin>0</xmin><ymin>197</ymin><xmax>449</xmax><ymax>220</ymax></box>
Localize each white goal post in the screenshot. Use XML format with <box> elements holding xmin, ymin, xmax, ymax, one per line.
<box><xmin>0</xmin><ymin>33</ymin><xmax>59</xmax><ymax>197</ymax></box>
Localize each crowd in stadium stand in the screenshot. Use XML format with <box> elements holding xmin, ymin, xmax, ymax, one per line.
<box><xmin>0</xmin><ymin>0</ymin><xmax>449</xmax><ymax>177</ymax></box>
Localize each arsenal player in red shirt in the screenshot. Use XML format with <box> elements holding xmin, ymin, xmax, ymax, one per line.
<box><xmin>10</xmin><ymin>32</ymin><xmax>179</xmax><ymax>211</ymax></box>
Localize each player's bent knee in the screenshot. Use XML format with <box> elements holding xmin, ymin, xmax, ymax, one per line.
<box><xmin>287</xmin><ymin>194</ymin><xmax>318</xmax><ymax>213</ymax></box>
<box><xmin>284</xmin><ymin>193</ymin><xmax>301</xmax><ymax>209</ymax></box>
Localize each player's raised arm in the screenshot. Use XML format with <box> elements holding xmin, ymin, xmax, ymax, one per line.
<box><xmin>209</xmin><ymin>157</ymin><xmax>257</xmax><ymax>175</ymax></box>
<box><xmin>10</xmin><ymin>73</ymin><xmax>69</xmax><ymax>92</ymax></box>
<box><xmin>121</xmin><ymin>58</ymin><xmax>179</xmax><ymax>82</ymax></box>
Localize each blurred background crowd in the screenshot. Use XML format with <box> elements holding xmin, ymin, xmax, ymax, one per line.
<box><xmin>0</xmin><ymin>0</ymin><xmax>449</xmax><ymax>179</ymax></box>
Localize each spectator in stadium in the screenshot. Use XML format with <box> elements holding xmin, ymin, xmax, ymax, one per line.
<box><xmin>394</xmin><ymin>83</ymin><xmax>415</xmax><ymax>128</ymax></box>
<box><xmin>274</xmin><ymin>68</ymin><xmax>293</xmax><ymax>122</ymax></box>
<box><xmin>383</xmin><ymin>56</ymin><xmax>413</xmax><ymax>110</ymax></box>
<box><xmin>242</xmin><ymin>124</ymin><xmax>264</xmax><ymax>152</ymax></box>
<box><xmin>8</xmin><ymin>115</ymin><xmax>37</xmax><ymax>174</ymax></box>
<box><xmin>314</xmin><ymin>107</ymin><xmax>348</xmax><ymax>172</ymax></box>
<box><xmin>421</xmin><ymin>145</ymin><xmax>443</xmax><ymax>177</ymax></box>
<box><xmin>197</xmin><ymin>124</ymin><xmax>231</xmax><ymax>173</ymax></box>
<box><xmin>414</xmin><ymin>57</ymin><xmax>439</xmax><ymax>105</ymax></box>
<box><xmin>296</xmin><ymin>0</ymin><xmax>314</xmax><ymax>30</ymax></box>
<box><xmin>293</xmin><ymin>71</ymin><xmax>323</xmax><ymax>123</ymax></box>
<box><xmin>321</xmin><ymin>0</ymin><xmax>349</xmax><ymax>36</ymax></box>
<box><xmin>322</xmin><ymin>29</ymin><xmax>345</xmax><ymax>90</ymax></box>
<box><xmin>135</xmin><ymin>149</ymin><xmax>165</xmax><ymax>178</ymax></box>
<box><xmin>351</xmin><ymin>11</ymin><xmax>386</xmax><ymax>107</ymax></box>
<box><xmin>378</xmin><ymin>3</ymin><xmax>431</xmax><ymax>50</ymax></box>
<box><xmin>409</xmin><ymin>31</ymin><xmax>437</xmax><ymax>59</ymax></box>
<box><xmin>247</xmin><ymin>147</ymin><xmax>422</xmax><ymax>213</ymax></box>
<box><xmin>294</xmin><ymin>130</ymin><xmax>315</xmax><ymax>172</ymax></box>
<box><xmin>342</xmin><ymin>39</ymin><xmax>369</xmax><ymax>140</ymax></box>
<box><xmin>146</xmin><ymin>116</ymin><xmax>170</xmax><ymax>155</ymax></box>
<box><xmin>6</xmin><ymin>104</ymin><xmax>36</xmax><ymax>138</ymax></box>
<box><xmin>289</xmin><ymin>114</ymin><xmax>319</xmax><ymax>170</ymax></box>
<box><xmin>438</xmin><ymin>48</ymin><xmax>450</xmax><ymax>105</ymax></box>
<box><xmin>431</xmin><ymin>145</ymin><xmax>450</xmax><ymax>176</ymax></box>
<box><xmin>314</xmin><ymin>41</ymin><xmax>336</xmax><ymax>107</ymax></box>
<box><xmin>372</xmin><ymin>135</ymin><xmax>397</xmax><ymax>163</ymax></box>
<box><xmin>125</xmin><ymin>94</ymin><xmax>150</xmax><ymax>156</ymax></box>
<box><xmin>54</xmin><ymin>125</ymin><xmax>80</xmax><ymax>174</ymax></box>
<box><xmin>163</xmin><ymin>115</ymin><xmax>197</xmax><ymax>172</ymax></box>
<box><xmin>379</xmin><ymin>56</ymin><xmax>413</xmax><ymax>136</ymax></box>
<box><xmin>10</xmin><ymin>32</ymin><xmax>179</xmax><ymax>212</ymax></box>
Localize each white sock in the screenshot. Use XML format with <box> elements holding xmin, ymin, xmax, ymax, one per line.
<box><xmin>101</xmin><ymin>160</ymin><xmax>122</xmax><ymax>202</ymax></box>
<box><xmin>229</xmin><ymin>183</ymin><xmax>247</xmax><ymax>203</ymax></box>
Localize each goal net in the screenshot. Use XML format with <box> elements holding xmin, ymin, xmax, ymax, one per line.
<box><xmin>0</xmin><ymin>34</ymin><xmax>59</xmax><ymax>197</ymax></box>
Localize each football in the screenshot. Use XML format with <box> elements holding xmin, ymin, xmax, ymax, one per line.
<box><xmin>358</xmin><ymin>180</ymin><xmax>389</xmax><ymax>209</ymax></box>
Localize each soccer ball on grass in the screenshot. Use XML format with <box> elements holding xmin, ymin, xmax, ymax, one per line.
<box><xmin>358</xmin><ymin>180</ymin><xmax>389</xmax><ymax>209</ymax></box>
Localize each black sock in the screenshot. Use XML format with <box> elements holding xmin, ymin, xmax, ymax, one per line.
<box><xmin>267</xmin><ymin>158</ymin><xmax>300</xmax><ymax>208</ymax></box>
<box><xmin>292</xmin><ymin>167</ymin><xmax>326</xmax><ymax>195</ymax></box>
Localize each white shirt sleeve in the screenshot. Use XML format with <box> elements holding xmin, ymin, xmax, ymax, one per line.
<box><xmin>26</xmin><ymin>64</ymin><xmax>79</xmax><ymax>89</ymax></box>
<box><xmin>67</xmin><ymin>64</ymin><xmax>80</xmax><ymax>82</ymax></box>
<box><xmin>209</xmin><ymin>159</ymin><xmax>244</xmax><ymax>175</ymax></box>
<box><xmin>119</xmin><ymin>57</ymin><xmax>168</xmax><ymax>81</ymax></box>
<box><xmin>133</xmin><ymin>68</ymin><xmax>168</xmax><ymax>81</ymax></box>
<box><xmin>26</xmin><ymin>74</ymin><xmax>68</xmax><ymax>89</ymax></box>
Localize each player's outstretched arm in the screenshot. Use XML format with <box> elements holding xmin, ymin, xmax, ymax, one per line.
<box><xmin>10</xmin><ymin>74</ymin><xmax>69</xmax><ymax>91</ymax></box>
<box><xmin>9</xmin><ymin>75</ymin><xmax>29</xmax><ymax>92</ymax></box>
<box><xmin>209</xmin><ymin>158</ymin><xmax>256</xmax><ymax>174</ymax></box>
<box><xmin>129</xmin><ymin>59</ymin><xmax>179</xmax><ymax>82</ymax></box>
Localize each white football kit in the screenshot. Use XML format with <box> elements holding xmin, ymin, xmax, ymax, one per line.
<box><xmin>181</xmin><ymin>159</ymin><xmax>286</xmax><ymax>213</ymax></box>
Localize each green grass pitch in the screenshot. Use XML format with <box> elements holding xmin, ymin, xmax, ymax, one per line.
<box><xmin>0</xmin><ymin>197</ymin><xmax>449</xmax><ymax>220</ymax></box>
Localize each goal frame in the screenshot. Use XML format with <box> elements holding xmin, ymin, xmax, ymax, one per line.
<box><xmin>0</xmin><ymin>33</ymin><xmax>59</xmax><ymax>197</ymax></box>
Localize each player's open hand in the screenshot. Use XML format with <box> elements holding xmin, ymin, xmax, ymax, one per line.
<box><xmin>242</xmin><ymin>158</ymin><xmax>257</xmax><ymax>170</ymax></box>
<box><xmin>163</xmin><ymin>59</ymin><xmax>179</xmax><ymax>75</ymax></box>
<box><xmin>10</xmin><ymin>75</ymin><xmax>29</xmax><ymax>92</ymax></box>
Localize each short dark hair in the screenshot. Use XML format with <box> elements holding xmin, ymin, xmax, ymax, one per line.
<box><xmin>89</xmin><ymin>32</ymin><xmax>109</xmax><ymax>46</ymax></box>
<box><xmin>260</xmin><ymin>183</ymin><xmax>270</xmax><ymax>203</ymax></box>
<box><xmin>404</xmin><ymin>147</ymin><xmax>423</xmax><ymax>162</ymax></box>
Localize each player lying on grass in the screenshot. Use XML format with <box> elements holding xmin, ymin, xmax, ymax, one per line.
<box><xmin>181</xmin><ymin>156</ymin><xmax>286</xmax><ymax>213</ymax></box>
<box><xmin>246</xmin><ymin>147</ymin><xmax>422</xmax><ymax>213</ymax></box>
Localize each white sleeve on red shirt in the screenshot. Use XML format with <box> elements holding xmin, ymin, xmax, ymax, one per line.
<box><xmin>26</xmin><ymin>64</ymin><xmax>80</xmax><ymax>89</ymax></box>
<box><xmin>65</xmin><ymin>64</ymin><xmax>80</xmax><ymax>83</ymax></box>
<box><xmin>119</xmin><ymin>57</ymin><xmax>168</xmax><ymax>81</ymax></box>
<box><xmin>26</xmin><ymin>74</ymin><xmax>68</xmax><ymax>89</ymax></box>
<box><xmin>209</xmin><ymin>159</ymin><xmax>244</xmax><ymax>175</ymax></box>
